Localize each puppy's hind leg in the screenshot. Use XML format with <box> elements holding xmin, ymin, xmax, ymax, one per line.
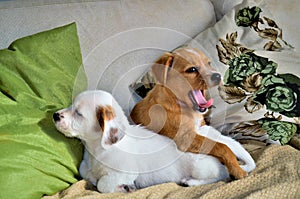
<box><xmin>183</xmin><ymin>154</ymin><xmax>229</xmax><ymax>187</ymax></box>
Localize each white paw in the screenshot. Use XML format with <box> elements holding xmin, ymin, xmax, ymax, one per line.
<box><xmin>179</xmin><ymin>178</ymin><xmax>204</xmax><ymax>186</ymax></box>
<box><xmin>180</xmin><ymin>178</ymin><xmax>218</xmax><ymax>186</ymax></box>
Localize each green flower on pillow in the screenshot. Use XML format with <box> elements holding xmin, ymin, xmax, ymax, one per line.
<box><xmin>235</xmin><ymin>6</ymin><xmax>293</xmax><ymax>51</ymax></box>
<box><xmin>220</xmin><ymin>53</ymin><xmax>300</xmax><ymax>119</ymax></box>
<box><xmin>253</xmin><ymin>74</ymin><xmax>300</xmax><ymax>117</ymax></box>
<box><xmin>236</xmin><ymin>6</ymin><xmax>262</xmax><ymax>27</ymax></box>
<box><xmin>258</xmin><ymin>119</ymin><xmax>298</xmax><ymax>145</ymax></box>
<box><xmin>224</xmin><ymin>52</ymin><xmax>277</xmax><ymax>87</ymax></box>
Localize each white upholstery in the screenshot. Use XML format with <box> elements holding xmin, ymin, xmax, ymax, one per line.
<box><xmin>0</xmin><ymin>0</ymin><xmax>216</xmax><ymax>114</ymax></box>
<box><xmin>1</xmin><ymin>0</ymin><xmax>299</xmax><ymax>115</ymax></box>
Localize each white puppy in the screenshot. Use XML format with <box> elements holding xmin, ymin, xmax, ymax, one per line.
<box><xmin>53</xmin><ymin>90</ymin><xmax>253</xmax><ymax>193</ymax></box>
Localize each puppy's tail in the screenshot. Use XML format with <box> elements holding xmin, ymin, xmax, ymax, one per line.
<box><xmin>198</xmin><ymin>125</ymin><xmax>256</xmax><ymax>172</ymax></box>
<box><xmin>228</xmin><ymin>141</ymin><xmax>256</xmax><ymax>172</ymax></box>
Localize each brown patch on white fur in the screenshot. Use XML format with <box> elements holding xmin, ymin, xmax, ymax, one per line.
<box><xmin>105</xmin><ymin>128</ymin><xmax>119</xmax><ymax>145</ymax></box>
<box><xmin>97</xmin><ymin>105</ymin><xmax>125</xmax><ymax>147</ymax></box>
<box><xmin>96</xmin><ymin>105</ymin><xmax>115</xmax><ymax>132</ymax></box>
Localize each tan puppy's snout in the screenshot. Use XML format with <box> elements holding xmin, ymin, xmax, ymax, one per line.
<box><xmin>211</xmin><ymin>72</ymin><xmax>221</xmax><ymax>85</ymax></box>
<box><xmin>53</xmin><ymin>112</ymin><xmax>62</xmax><ymax>122</ymax></box>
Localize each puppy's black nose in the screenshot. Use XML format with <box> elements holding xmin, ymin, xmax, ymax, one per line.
<box><xmin>53</xmin><ymin>112</ymin><xmax>61</xmax><ymax>122</ymax></box>
<box><xmin>211</xmin><ymin>73</ymin><xmax>221</xmax><ymax>84</ymax></box>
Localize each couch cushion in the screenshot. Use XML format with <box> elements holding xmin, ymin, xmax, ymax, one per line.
<box><xmin>0</xmin><ymin>0</ymin><xmax>217</xmax><ymax>115</ymax></box>
<box><xmin>0</xmin><ymin>23</ymin><xmax>87</xmax><ymax>199</ymax></box>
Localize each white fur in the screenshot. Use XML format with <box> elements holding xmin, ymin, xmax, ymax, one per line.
<box><xmin>195</xmin><ymin>123</ymin><xmax>256</xmax><ymax>172</ymax></box>
<box><xmin>54</xmin><ymin>90</ymin><xmax>230</xmax><ymax>193</ymax></box>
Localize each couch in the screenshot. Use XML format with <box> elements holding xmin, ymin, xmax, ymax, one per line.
<box><xmin>0</xmin><ymin>0</ymin><xmax>299</xmax><ymax>198</ymax></box>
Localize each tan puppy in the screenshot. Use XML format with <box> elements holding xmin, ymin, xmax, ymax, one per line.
<box><xmin>130</xmin><ymin>47</ymin><xmax>255</xmax><ymax>179</ymax></box>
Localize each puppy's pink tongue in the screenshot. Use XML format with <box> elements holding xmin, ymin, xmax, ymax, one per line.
<box><xmin>192</xmin><ymin>90</ymin><xmax>213</xmax><ymax>108</ymax></box>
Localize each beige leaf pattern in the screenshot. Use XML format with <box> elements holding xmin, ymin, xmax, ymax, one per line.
<box><xmin>263</xmin><ymin>16</ymin><xmax>278</xmax><ymax>28</ymax></box>
<box><xmin>244</xmin><ymin>96</ymin><xmax>264</xmax><ymax>113</ymax></box>
<box><xmin>216</xmin><ymin>32</ymin><xmax>253</xmax><ymax>64</ymax></box>
<box><xmin>242</xmin><ymin>73</ymin><xmax>263</xmax><ymax>92</ymax></box>
<box><xmin>239</xmin><ymin>46</ymin><xmax>255</xmax><ymax>54</ymax></box>
<box><xmin>232</xmin><ymin>121</ymin><xmax>266</xmax><ymax>137</ymax></box>
<box><xmin>258</xmin><ymin>28</ymin><xmax>278</xmax><ymax>40</ymax></box>
<box><xmin>216</xmin><ymin>45</ymin><xmax>230</xmax><ymax>64</ymax></box>
<box><xmin>218</xmin><ymin>85</ymin><xmax>247</xmax><ymax>104</ymax></box>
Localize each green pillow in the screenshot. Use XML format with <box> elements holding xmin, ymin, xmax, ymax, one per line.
<box><xmin>0</xmin><ymin>23</ymin><xmax>87</xmax><ymax>199</ymax></box>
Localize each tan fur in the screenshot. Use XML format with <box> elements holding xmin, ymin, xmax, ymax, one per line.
<box><xmin>130</xmin><ymin>47</ymin><xmax>247</xmax><ymax>179</ymax></box>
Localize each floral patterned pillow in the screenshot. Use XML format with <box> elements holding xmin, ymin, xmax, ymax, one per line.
<box><xmin>215</xmin><ymin>4</ymin><xmax>299</xmax><ymax>145</ymax></box>
<box><xmin>130</xmin><ymin>0</ymin><xmax>300</xmax><ymax>145</ymax></box>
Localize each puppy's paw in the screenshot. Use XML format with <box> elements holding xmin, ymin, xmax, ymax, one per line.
<box><xmin>231</xmin><ymin>168</ymin><xmax>248</xmax><ymax>180</ymax></box>
<box><xmin>179</xmin><ymin>178</ymin><xmax>206</xmax><ymax>187</ymax></box>
<box><xmin>178</xmin><ymin>178</ymin><xmax>190</xmax><ymax>187</ymax></box>
<box><xmin>117</xmin><ymin>184</ymin><xmax>137</xmax><ymax>193</ymax></box>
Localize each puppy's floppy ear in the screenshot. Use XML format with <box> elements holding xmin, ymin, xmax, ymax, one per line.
<box><xmin>97</xmin><ymin>105</ymin><xmax>115</xmax><ymax>132</ymax></box>
<box><xmin>151</xmin><ymin>52</ymin><xmax>174</xmax><ymax>85</ymax></box>
<box><xmin>96</xmin><ymin>105</ymin><xmax>124</xmax><ymax>149</ymax></box>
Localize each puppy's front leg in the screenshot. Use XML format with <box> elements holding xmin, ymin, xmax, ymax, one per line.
<box><xmin>79</xmin><ymin>150</ymin><xmax>98</xmax><ymax>186</ymax></box>
<box><xmin>174</xmin><ymin>131</ymin><xmax>247</xmax><ymax>179</ymax></box>
<box><xmin>97</xmin><ymin>173</ymin><xmax>138</xmax><ymax>193</ymax></box>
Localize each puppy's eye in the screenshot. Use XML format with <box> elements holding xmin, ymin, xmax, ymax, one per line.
<box><xmin>75</xmin><ymin>109</ymin><xmax>83</xmax><ymax>117</ymax></box>
<box><xmin>185</xmin><ymin>67</ymin><xmax>198</xmax><ymax>73</ymax></box>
